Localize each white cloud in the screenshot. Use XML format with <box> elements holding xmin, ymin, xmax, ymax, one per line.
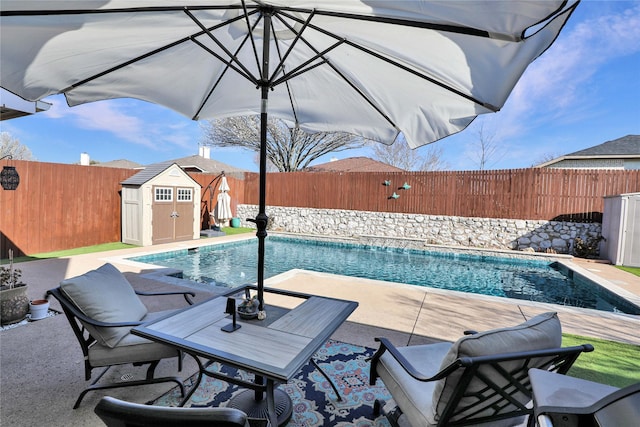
<box><xmin>498</xmin><ymin>2</ymin><xmax>640</xmax><ymax>135</ymax></box>
<box><xmin>42</xmin><ymin>97</ymin><xmax>199</xmax><ymax>152</ymax></box>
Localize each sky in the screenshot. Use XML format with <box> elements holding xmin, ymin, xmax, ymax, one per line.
<box><xmin>1</xmin><ymin>1</ymin><xmax>639</xmax><ymax>172</ymax></box>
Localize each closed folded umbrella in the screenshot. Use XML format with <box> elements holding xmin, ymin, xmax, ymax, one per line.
<box><xmin>216</xmin><ymin>177</ymin><xmax>233</xmax><ymax>225</ymax></box>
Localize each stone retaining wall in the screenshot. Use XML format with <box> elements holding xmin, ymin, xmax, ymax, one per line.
<box><xmin>236</xmin><ymin>205</ymin><xmax>601</xmax><ymax>254</ymax></box>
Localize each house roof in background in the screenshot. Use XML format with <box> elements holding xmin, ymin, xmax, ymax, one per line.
<box><xmin>566</xmin><ymin>135</ymin><xmax>639</xmax><ymax>156</ymax></box>
<box><xmin>537</xmin><ymin>135</ymin><xmax>640</xmax><ymax>167</ymax></box>
<box><xmin>94</xmin><ymin>159</ymin><xmax>143</xmax><ymax>169</ymax></box>
<box><xmin>305</xmin><ymin>156</ymin><xmax>404</xmax><ymax>172</ymax></box>
<box><xmin>170</xmin><ymin>154</ymin><xmax>248</xmax><ymax>174</ymax></box>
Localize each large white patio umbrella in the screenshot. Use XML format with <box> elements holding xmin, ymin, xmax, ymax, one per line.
<box><xmin>0</xmin><ymin>1</ymin><xmax>580</xmax><ymax>316</ymax></box>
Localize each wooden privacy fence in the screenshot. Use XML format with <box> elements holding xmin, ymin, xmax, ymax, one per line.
<box><xmin>1</xmin><ymin>161</ymin><xmax>133</xmax><ymax>258</ymax></box>
<box><xmin>2</xmin><ymin>161</ymin><xmax>638</xmax><ymax>258</ymax></box>
<box><xmin>0</xmin><ymin>161</ymin><xmax>244</xmax><ymax>258</ymax></box>
<box><xmin>243</xmin><ymin>168</ymin><xmax>640</xmax><ymax>221</ymax></box>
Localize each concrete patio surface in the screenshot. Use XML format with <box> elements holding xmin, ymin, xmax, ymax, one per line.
<box><xmin>1</xmin><ymin>235</ymin><xmax>639</xmax><ymax>426</ymax></box>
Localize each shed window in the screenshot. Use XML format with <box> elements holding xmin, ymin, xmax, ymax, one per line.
<box><xmin>155</xmin><ymin>187</ymin><xmax>173</xmax><ymax>202</ymax></box>
<box><xmin>177</xmin><ymin>188</ymin><xmax>193</xmax><ymax>202</ymax></box>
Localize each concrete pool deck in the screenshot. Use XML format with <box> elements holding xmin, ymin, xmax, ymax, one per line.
<box><xmin>1</xmin><ymin>234</ymin><xmax>639</xmax><ymax>426</ymax></box>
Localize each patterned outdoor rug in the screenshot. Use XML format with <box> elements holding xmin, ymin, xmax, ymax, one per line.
<box><xmin>151</xmin><ymin>340</ymin><xmax>392</xmax><ymax>427</ymax></box>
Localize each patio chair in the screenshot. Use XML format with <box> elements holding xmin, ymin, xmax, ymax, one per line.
<box><xmin>369</xmin><ymin>312</ymin><xmax>593</xmax><ymax>427</ymax></box>
<box><xmin>94</xmin><ymin>396</ymin><xmax>249</xmax><ymax>427</ymax></box>
<box><xmin>47</xmin><ymin>263</ymin><xmax>196</xmax><ymax>409</ymax></box>
<box><xmin>529</xmin><ymin>368</ymin><xmax>640</xmax><ymax>427</ymax></box>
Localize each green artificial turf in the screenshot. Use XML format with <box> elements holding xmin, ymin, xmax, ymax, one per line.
<box><xmin>221</xmin><ymin>226</ymin><xmax>254</xmax><ymax>235</ymax></box>
<box><xmin>616</xmin><ymin>265</ymin><xmax>640</xmax><ymax>278</ymax></box>
<box><xmin>563</xmin><ymin>333</ymin><xmax>640</xmax><ymax>388</ymax></box>
<box><xmin>5</xmin><ymin>229</ymin><xmax>255</xmax><ymax>263</ymax></box>
<box><xmin>1</xmin><ymin>242</ymin><xmax>137</xmax><ymax>264</ymax></box>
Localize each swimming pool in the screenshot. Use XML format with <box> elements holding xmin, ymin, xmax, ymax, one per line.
<box><xmin>131</xmin><ymin>236</ymin><xmax>640</xmax><ymax>314</ymax></box>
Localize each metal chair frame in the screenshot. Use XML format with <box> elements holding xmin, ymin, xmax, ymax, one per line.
<box><xmin>47</xmin><ymin>286</ymin><xmax>195</xmax><ymax>409</ymax></box>
<box><xmin>370</xmin><ymin>337</ymin><xmax>593</xmax><ymax>427</ymax></box>
<box><xmin>94</xmin><ymin>396</ymin><xmax>249</xmax><ymax>427</ymax></box>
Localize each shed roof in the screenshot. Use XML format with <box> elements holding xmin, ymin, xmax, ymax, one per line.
<box><xmin>121</xmin><ymin>162</ymin><xmax>199</xmax><ymax>186</ymax></box>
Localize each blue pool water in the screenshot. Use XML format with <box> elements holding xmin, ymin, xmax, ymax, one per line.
<box><xmin>131</xmin><ymin>236</ymin><xmax>640</xmax><ymax>314</ymax></box>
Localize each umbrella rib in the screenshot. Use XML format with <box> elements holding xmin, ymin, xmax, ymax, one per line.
<box><xmin>278</xmin><ymin>10</ymin><xmax>498</xmax><ymax>112</ymax></box>
<box><xmin>268</xmin><ymin>10</ymin><xmax>317</xmax><ymax>82</ymax></box>
<box><xmin>272</xmin><ymin>13</ymin><xmax>398</xmax><ymax>130</ymax></box>
<box><xmin>0</xmin><ymin>5</ymin><xmax>250</xmax><ymax>17</ymax></box>
<box><xmin>275</xmin><ymin>6</ymin><xmax>492</xmax><ymax>38</ymax></box>
<box><xmin>60</xmin><ymin>37</ymin><xmax>189</xmax><ymax>93</ymax></box>
<box><xmin>192</xmin><ymin>24</ymin><xmax>262</xmax><ymax>120</ymax></box>
<box><xmin>58</xmin><ymin>10</ymin><xmax>252</xmax><ymax>94</ymax></box>
<box><xmin>269</xmin><ymin>25</ymin><xmax>300</xmax><ymax>125</ymax></box>
<box><xmin>344</xmin><ymin>38</ymin><xmax>499</xmax><ymax>111</ymax></box>
<box><xmin>190</xmin><ymin>38</ymin><xmax>256</xmax><ymax>85</ymax></box>
<box><xmin>183</xmin><ymin>7</ymin><xmax>259</xmax><ymax>84</ymax></box>
<box><xmin>271</xmin><ymin>40</ymin><xmax>345</xmax><ymax>87</ymax></box>
<box><xmin>241</xmin><ymin>0</ymin><xmax>264</xmax><ymax>78</ymax></box>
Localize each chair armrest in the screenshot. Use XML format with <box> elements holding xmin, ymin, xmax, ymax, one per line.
<box><xmin>135</xmin><ymin>289</ymin><xmax>195</xmax><ymax>305</ymax></box>
<box><xmin>371</xmin><ymin>337</ymin><xmax>460</xmax><ymax>382</ymax></box>
<box><xmin>47</xmin><ymin>288</ymin><xmax>145</xmax><ymax>328</ymax></box>
<box><xmin>458</xmin><ymin>344</ymin><xmax>594</xmax><ymax>368</ymax></box>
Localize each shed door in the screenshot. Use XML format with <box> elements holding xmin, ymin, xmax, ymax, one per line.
<box><xmin>152</xmin><ymin>186</ymin><xmax>194</xmax><ymax>244</ymax></box>
<box><xmin>623</xmin><ymin>195</ymin><xmax>640</xmax><ymax>267</ymax></box>
<box><xmin>174</xmin><ymin>187</ymin><xmax>195</xmax><ymax>241</ymax></box>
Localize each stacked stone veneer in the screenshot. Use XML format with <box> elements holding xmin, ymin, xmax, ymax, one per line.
<box><xmin>236</xmin><ymin>205</ymin><xmax>602</xmax><ymax>254</ymax></box>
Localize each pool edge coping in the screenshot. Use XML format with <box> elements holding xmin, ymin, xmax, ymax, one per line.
<box><xmin>103</xmin><ymin>232</ymin><xmax>640</xmax><ymax>319</ymax></box>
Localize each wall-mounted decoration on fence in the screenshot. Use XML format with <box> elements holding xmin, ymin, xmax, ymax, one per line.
<box><xmin>388</xmin><ymin>192</ymin><xmax>400</xmax><ymax>200</ymax></box>
<box><xmin>0</xmin><ymin>155</ymin><xmax>20</xmax><ymax>191</ymax></box>
<box><xmin>400</xmin><ymin>182</ymin><xmax>411</xmax><ymax>190</ymax></box>
<box><xmin>383</xmin><ymin>180</ymin><xmax>391</xmax><ymax>186</ymax></box>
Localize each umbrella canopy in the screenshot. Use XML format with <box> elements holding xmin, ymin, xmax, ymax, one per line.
<box><xmin>1</xmin><ymin>1</ymin><xmax>579</xmax><ymax>314</ymax></box>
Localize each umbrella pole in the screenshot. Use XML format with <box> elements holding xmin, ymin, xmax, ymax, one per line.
<box><xmin>255</xmin><ymin>9</ymin><xmax>273</xmax><ymax>317</ymax></box>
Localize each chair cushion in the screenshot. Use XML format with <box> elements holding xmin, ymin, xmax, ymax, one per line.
<box><xmin>88</xmin><ymin>311</ymin><xmax>179</xmax><ymax>366</ymax></box>
<box><xmin>60</xmin><ymin>263</ymin><xmax>148</xmax><ymax>348</ymax></box>
<box><xmin>377</xmin><ymin>342</ymin><xmax>453</xmax><ymax>427</ymax></box>
<box><xmin>431</xmin><ymin>312</ymin><xmax>562</xmax><ymax>424</ymax></box>
<box><xmin>89</xmin><ymin>336</ymin><xmax>179</xmax><ymax>367</ymax></box>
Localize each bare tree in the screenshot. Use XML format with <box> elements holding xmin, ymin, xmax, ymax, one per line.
<box><xmin>418</xmin><ymin>144</ymin><xmax>450</xmax><ymax>171</ymax></box>
<box><xmin>0</xmin><ymin>132</ymin><xmax>34</xmax><ymax>160</ymax></box>
<box><xmin>201</xmin><ymin>116</ymin><xmax>367</xmax><ymax>172</ymax></box>
<box><xmin>531</xmin><ymin>151</ymin><xmax>563</xmax><ymax>167</ymax></box>
<box><xmin>467</xmin><ymin>123</ymin><xmax>504</xmax><ymax>170</ymax></box>
<box><xmin>371</xmin><ymin>136</ymin><xmax>449</xmax><ymax>171</ymax></box>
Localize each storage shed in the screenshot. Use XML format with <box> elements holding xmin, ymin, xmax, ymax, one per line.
<box><xmin>121</xmin><ymin>162</ymin><xmax>201</xmax><ymax>246</ymax></box>
<box><xmin>601</xmin><ymin>192</ymin><xmax>640</xmax><ymax>267</ymax></box>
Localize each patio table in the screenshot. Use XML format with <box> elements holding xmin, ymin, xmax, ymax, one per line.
<box><xmin>132</xmin><ymin>286</ymin><xmax>358</xmax><ymax>426</ymax></box>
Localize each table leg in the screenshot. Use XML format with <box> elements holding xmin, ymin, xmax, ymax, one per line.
<box><xmin>266</xmin><ymin>380</ymin><xmax>278</xmax><ymax>427</ymax></box>
<box><xmin>311</xmin><ymin>358</ymin><xmax>342</xmax><ymax>401</ymax></box>
<box><xmin>179</xmin><ymin>356</ymin><xmax>205</xmax><ymax>407</ymax></box>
